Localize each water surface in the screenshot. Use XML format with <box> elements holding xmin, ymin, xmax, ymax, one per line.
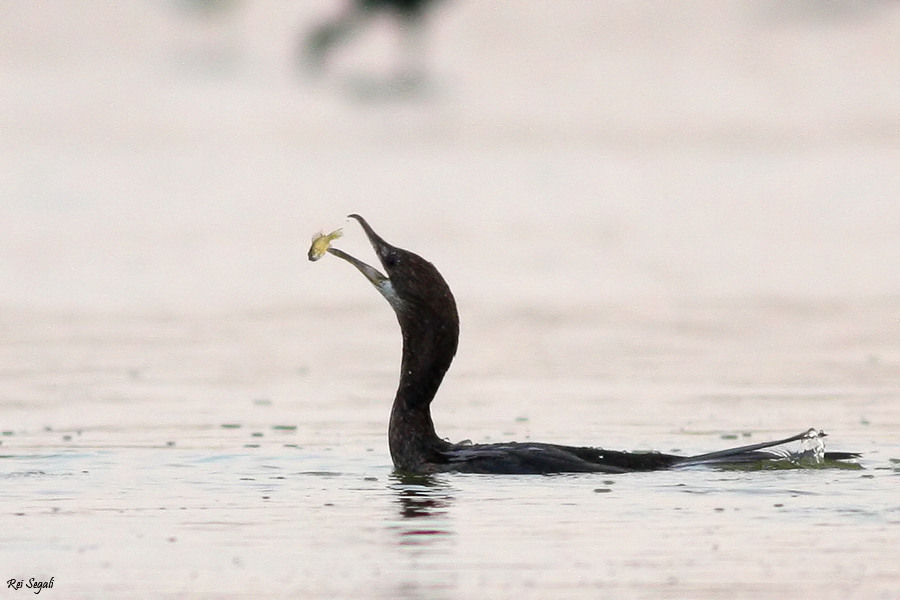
<box><xmin>2</xmin><ymin>306</ymin><xmax>898</xmax><ymax>600</ymax></box>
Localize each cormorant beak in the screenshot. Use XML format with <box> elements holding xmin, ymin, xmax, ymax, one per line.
<box><xmin>326</xmin><ymin>214</ymin><xmax>397</xmax><ymax>305</ymax></box>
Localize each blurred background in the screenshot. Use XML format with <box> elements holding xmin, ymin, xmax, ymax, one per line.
<box><xmin>2</xmin><ymin>0</ymin><xmax>899</xmax><ymax>312</ymax></box>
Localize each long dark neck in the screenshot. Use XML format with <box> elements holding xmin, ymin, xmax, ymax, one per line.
<box><xmin>387</xmin><ymin>301</ymin><xmax>459</xmax><ymax>471</ymax></box>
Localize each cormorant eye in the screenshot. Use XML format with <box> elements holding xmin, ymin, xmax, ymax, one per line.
<box><xmin>383</xmin><ymin>253</ymin><xmax>400</xmax><ymax>268</ymax></box>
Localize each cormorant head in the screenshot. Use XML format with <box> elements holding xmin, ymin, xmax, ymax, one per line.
<box><xmin>327</xmin><ymin>215</ymin><xmax>458</xmax><ymax>326</ymax></box>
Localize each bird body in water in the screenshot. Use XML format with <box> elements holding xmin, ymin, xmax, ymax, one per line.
<box><xmin>314</xmin><ymin>214</ymin><xmax>859</xmax><ymax>474</ymax></box>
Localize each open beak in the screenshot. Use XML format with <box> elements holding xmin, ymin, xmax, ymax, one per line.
<box><xmin>327</xmin><ymin>214</ymin><xmax>394</xmax><ymax>300</ymax></box>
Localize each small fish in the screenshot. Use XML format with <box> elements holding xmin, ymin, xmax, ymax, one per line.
<box><xmin>308</xmin><ymin>228</ymin><xmax>343</xmax><ymax>261</ymax></box>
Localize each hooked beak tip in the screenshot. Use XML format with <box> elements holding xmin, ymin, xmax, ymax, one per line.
<box><xmin>346</xmin><ymin>214</ymin><xmax>388</xmax><ymax>253</ymax></box>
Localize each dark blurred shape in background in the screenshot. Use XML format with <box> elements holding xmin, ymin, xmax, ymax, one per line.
<box><xmin>301</xmin><ymin>0</ymin><xmax>443</xmax><ymax>96</ymax></box>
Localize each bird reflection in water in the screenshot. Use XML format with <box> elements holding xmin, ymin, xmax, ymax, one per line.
<box><xmin>388</xmin><ymin>472</ymin><xmax>454</xmax><ymax>545</ymax></box>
